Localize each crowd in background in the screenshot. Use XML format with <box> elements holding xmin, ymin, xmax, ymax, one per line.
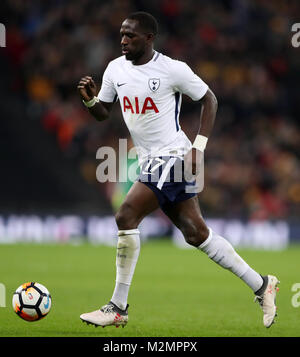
<box><xmin>4</xmin><ymin>0</ymin><xmax>300</xmax><ymax>219</ymax></box>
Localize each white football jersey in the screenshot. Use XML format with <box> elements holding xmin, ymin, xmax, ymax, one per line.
<box><xmin>98</xmin><ymin>51</ymin><xmax>208</xmax><ymax>165</ymax></box>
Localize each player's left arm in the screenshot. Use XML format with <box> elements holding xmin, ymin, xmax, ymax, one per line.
<box><xmin>171</xmin><ymin>60</ymin><xmax>218</xmax><ymax>177</ymax></box>
<box><xmin>197</xmin><ymin>88</ymin><xmax>218</xmax><ymax>139</ymax></box>
<box><xmin>186</xmin><ymin>88</ymin><xmax>218</xmax><ymax>176</ymax></box>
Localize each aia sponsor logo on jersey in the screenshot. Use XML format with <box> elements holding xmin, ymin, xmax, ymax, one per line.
<box><xmin>123</xmin><ymin>96</ymin><xmax>159</xmax><ymax>114</ymax></box>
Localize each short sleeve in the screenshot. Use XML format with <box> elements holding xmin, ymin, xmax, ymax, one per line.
<box><xmin>172</xmin><ymin>60</ymin><xmax>208</xmax><ymax>101</ymax></box>
<box><xmin>97</xmin><ymin>63</ymin><xmax>117</xmax><ymax>103</ymax></box>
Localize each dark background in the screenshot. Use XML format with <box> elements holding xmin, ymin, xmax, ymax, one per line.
<box><xmin>1</xmin><ymin>0</ymin><xmax>299</xmax><ymax>220</ymax></box>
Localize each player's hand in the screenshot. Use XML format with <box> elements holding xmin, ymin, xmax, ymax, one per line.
<box><xmin>184</xmin><ymin>148</ymin><xmax>204</xmax><ymax>182</ymax></box>
<box><xmin>77</xmin><ymin>76</ymin><xmax>97</xmax><ymax>101</ymax></box>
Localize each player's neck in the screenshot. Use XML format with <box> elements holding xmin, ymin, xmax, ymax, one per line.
<box><xmin>131</xmin><ymin>49</ymin><xmax>155</xmax><ymax>66</ymax></box>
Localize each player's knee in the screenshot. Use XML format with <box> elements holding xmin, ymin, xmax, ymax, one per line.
<box><xmin>182</xmin><ymin>223</ymin><xmax>209</xmax><ymax>247</ymax></box>
<box><xmin>115</xmin><ymin>203</ymin><xmax>139</xmax><ymax>230</ymax></box>
<box><xmin>184</xmin><ymin>233</ymin><xmax>202</xmax><ymax>247</ymax></box>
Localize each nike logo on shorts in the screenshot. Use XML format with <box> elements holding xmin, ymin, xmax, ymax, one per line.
<box><xmin>117</xmin><ymin>82</ymin><xmax>126</xmax><ymax>87</ymax></box>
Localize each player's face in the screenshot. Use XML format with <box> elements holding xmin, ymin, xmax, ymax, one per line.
<box><xmin>120</xmin><ymin>19</ymin><xmax>148</xmax><ymax>61</ymax></box>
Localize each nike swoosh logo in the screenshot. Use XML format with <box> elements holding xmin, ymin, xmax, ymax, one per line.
<box><xmin>44</xmin><ymin>295</ymin><xmax>50</xmax><ymax>309</ymax></box>
<box><xmin>117</xmin><ymin>82</ymin><xmax>126</xmax><ymax>87</ymax></box>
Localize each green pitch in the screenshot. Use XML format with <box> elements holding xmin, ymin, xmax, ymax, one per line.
<box><xmin>0</xmin><ymin>240</ymin><xmax>299</xmax><ymax>337</ymax></box>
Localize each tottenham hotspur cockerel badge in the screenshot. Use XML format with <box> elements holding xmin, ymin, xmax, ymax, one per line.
<box><xmin>148</xmin><ymin>78</ymin><xmax>160</xmax><ymax>92</ymax></box>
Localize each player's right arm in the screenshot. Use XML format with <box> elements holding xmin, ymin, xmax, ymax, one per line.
<box><xmin>77</xmin><ymin>76</ymin><xmax>113</xmax><ymax>121</ymax></box>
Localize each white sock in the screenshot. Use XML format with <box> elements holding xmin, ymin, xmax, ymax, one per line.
<box><xmin>111</xmin><ymin>229</ymin><xmax>140</xmax><ymax>310</ymax></box>
<box><xmin>198</xmin><ymin>228</ymin><xmax>263</xmax><ymax>292</ymax></box>
<box><xmin>111</xmin><ymin>282</ymin><xmax>130</xmax><ymax>311</ymax></box>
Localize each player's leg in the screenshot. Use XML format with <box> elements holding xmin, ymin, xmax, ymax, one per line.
<box><xmin>111</xmin><ymin>181</ymin><xmax>159</xmax><ymax>310</ymax></box>
<box><xmin>164</xmin><ymin>195</ymin><xmax>264</xmax><ymax>289</ymax></box>
<box><xmin>80</xmin><ymin>182</ymin><xmax>159</xmax><ymax>327</ymax></box>
<box><xmin>163</xmin><ymin>195</ymin><xmax>279</xmax><ymax>327</ymax></box>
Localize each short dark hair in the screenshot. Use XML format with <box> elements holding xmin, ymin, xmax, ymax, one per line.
<box><xmin>127</xmin><ymin>11</ymin><xmax>158</xmax><ymax>36</ymax></box>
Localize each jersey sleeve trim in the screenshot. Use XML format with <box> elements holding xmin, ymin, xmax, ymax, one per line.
<box><xmin>170</xmin><ymin>59</ymin><xmax>209</xmax><ymax>101</ymax></box>
<box><xmin>190</xmin><ymin>84</ymin><xmax>209</xmax><ymax>101</ymax></box>
<box><xmin>97</xmin><ymin>62</ymin><xmax>117</xmax><ymax>103</ymax></box>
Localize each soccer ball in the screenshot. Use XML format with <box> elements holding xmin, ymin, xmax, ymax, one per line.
<box><xmin>12</xmin><ymin>282</ymin><xmax>52</xmax><ymax>322</ymax></box>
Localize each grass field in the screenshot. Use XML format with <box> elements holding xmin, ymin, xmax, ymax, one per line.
<box><xmin>0</xmin><ymin>240</ymin><xmax>299</xmax><ymax>337</ymax></box>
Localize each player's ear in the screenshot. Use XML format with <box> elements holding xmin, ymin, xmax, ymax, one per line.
<box><xmin>145</xmin><ymin>33</ymin><xmax>155</xmax><ymax>43</ymax></box>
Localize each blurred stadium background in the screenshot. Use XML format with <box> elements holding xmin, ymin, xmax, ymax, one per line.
<box><xmin>0</xmin><ymin>0</ymin><xmax>299</xmax><ymax>248</ymax></box>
